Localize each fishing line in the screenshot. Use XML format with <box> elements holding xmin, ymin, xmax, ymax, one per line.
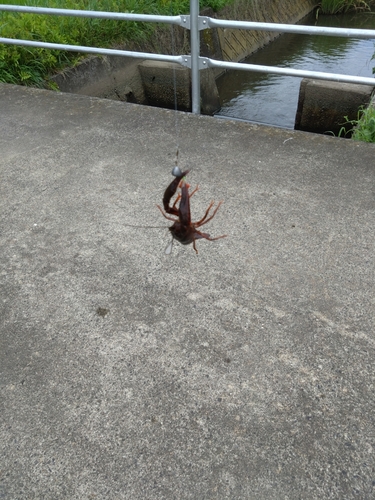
<box><xmin>170</xmin><ymin>0</ymin><xmax>180</xmax><ymax>175</ymax></box>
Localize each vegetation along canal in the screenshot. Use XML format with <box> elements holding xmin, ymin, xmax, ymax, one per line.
<box><xmin>216</xmin><ymin>12</ymin><xmax>375</xmax><ymax>128</ymax></box>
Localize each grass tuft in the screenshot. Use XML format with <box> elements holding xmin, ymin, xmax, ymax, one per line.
<box><xmin>351</xmin><ymin>105</ymin><xmax>375</xmax><ymax>142</ymax></box>
<box><xmin>338</xmin><ymin>104</ymin><xmax>375</xmax><ymax>142</ymax></box>
<box><xmin>317</xmin><ymin>0</ymin><xmax>375</xmax><ymax>15</ymax></box>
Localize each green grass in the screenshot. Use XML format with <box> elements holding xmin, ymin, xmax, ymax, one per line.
<box><xmin>351</xmin><ymin>105</ymin><xmax>375</xmax><ymax>142</ymax></box>
<box><xmin>318</xmin><ymin>0</ymin><xmax>375</xmax><ymax>14</ymax></box>
<box><xmin>0</xmin><ymin>0</ymin><xmax>233</xmax><ymax>86</ymax></box>
<box><xmin>338</xmin><ymin>105</ymin><xmax>375</xmax><ymax>142</ymax></box>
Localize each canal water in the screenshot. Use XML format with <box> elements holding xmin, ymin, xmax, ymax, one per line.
<box><xmin>215</xmin><ymin>12</ymin><xmax>375</xmax><ymax>128</ymax></box>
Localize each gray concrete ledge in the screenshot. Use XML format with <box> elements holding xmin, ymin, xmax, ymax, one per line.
<box><xmin>1</xmin><ymin>84</ymin><xmax>375</xmax><ymax>499</ymax></box>
<box><xmin>295</xmin><ymin>79</ymin><xmax>375</xmax><ymax>135</ymax></box>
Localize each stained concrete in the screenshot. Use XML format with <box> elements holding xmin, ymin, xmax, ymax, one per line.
<box><xmin>295</xmin><ymin>79</ymin><xmax>375</xmax><ymax>135</ymax></box>
<box><xmin>216</xmin><ymin>0</ymin><xmax>318</xmax><ymax>63</ymax></box>
<box><xmin>1</xmin><ymin>83</ymin><xmax>375</xmax><ymax>499</ymax></box>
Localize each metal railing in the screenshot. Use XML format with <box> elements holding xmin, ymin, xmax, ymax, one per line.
<box><xmin>1</xmin><ymin>1</ymin><xmax>375</xmax><ymax>114</ymax></box>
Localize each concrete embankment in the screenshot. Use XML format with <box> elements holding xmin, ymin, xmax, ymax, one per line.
<box><xmin>205</xmin><ymin>0</ymin><xmax>318</xmax><ymax>63</ymax></box>
<box><xmin>1</xmin><ymin>83</ymin><xmax>375</xmax><ymax>499</ymax></box>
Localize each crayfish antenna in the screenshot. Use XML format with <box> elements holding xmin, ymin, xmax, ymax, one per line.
<box><xmin>165</xmin><ymin>238</ymin><xmax>174</xmax><ymax>255</ymax></box>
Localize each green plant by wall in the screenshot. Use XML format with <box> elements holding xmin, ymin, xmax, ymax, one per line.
<box><xmin>351</xmin><ymin>105</ymin><xmax>375</xmax><ymax>142</ymax></box>
<box><xmin>338</xmin><ymin>105</ymin><xmax>375</xmax><ymax>142</ymax></box>
<box><xmin>317</xmin><ymin>0</ymin><xmax>375</xmax><ymax>14</ymax></box>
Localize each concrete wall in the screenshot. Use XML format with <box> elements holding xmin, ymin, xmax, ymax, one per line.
<box><xmin>52</xmin><ymin>55</ymin><xmax>146</xmax><ymax>103</ymax></box>
<box><xmin>138</xmin><ymin>61</ymin><xmax>221</xmax><ymax>115</ymax></box>
<box><xmin>295</xmin><ymin>79</ymin><xmax>375</xmax><ymax>135</ymax></box>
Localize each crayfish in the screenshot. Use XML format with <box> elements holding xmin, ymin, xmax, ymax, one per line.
<box><xmin>157</xmin><ymin>169</ymin><xmax>227</xmax><ymax>254</ymax></box>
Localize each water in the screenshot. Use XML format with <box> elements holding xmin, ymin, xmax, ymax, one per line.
<box><xmin>216</xmin><ymin>12</ymin><xmax>375</xmax><ymax>128</ymax></box>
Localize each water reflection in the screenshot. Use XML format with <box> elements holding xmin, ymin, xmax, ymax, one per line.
<box><xmin>216</xmin><ymin>13</ymin><xmax>375</xmax><ymax>128</ymax></box>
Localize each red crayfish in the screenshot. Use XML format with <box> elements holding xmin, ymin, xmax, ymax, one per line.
<box><xmin>157</xmin><ymin>169</ymin><xmax>227</xmax><ymax>254</ymax></box>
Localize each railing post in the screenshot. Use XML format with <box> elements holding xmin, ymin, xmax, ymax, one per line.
<box><xmin>190</xmin><ymin>0</ymin><xmax>200</xmax><ymax>114</ymax></box>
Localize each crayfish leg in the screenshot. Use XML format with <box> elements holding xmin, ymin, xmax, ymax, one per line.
<box><xmin>191</xmin><ymin>230</ymin><xmax>227</xmax><ymax>254</ymax></box>
<box><xmin>192</xmin><ymin>238</ymin><xmax>199</xmax><ymax>254</ymax></box>
<box><xmin>195</xmin><ymin>200</ymin><xmax>224</xmax><ymax>228</ymax></box>
<box><xmin>195</xmin><ymin>229</ymin><xmax>227</xmax><ymax>242</ymax></box>
<box><xmin>189</xmin><ymin>185</ymin><xmax>199</xmax><ymax>198</ymax></box>
<box><xmin>156</xmin><ymin>204</ymin><xmax>177</xmax><ymax>222</ymax></box>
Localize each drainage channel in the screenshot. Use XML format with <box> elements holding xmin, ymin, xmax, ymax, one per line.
<box><xmin>215</xmin><ymin>12</ymin><xmax>375</xmax><ymax>129</ymax></box>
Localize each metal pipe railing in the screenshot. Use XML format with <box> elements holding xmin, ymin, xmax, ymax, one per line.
<box><xmin>0</xmin><ymin>4</ymin><xmax>189</xmax><ymax>27</ymax></box>
<box><xmin>190</xmin><ymin>0</ymin><xmax>200</xmax><ymax>114</ymax></box>
<box><xmin>1</xmin><ymin>2</ymin><xmax>375</xmax><ymax>115</ymax></box>
<box><xmin>204</xmin><ymin>17</ymin><xmax>375</xmax><ymax>39</ymax></box>
<box><xmin>0</xmin><ymin>37</ymin><xmax>191</xmax><ymax>68</ymax></box>
<box><xmin>204</xmin><ymin>58</ymin><xmax>375</xmax><ymax>87</ymax></box>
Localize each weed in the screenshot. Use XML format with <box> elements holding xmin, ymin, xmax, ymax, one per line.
<box><xmin>317</xmin><ymin>0</ymin><xmax>374</xmax><ymax>15</ymax></box>
<box><xmin>338</xmin><ymin>104</ymin><xmax>375</xmax><ymax>142</ymax></box>
<box><xmin>352</xmin><ymin>104</ymin><xmax>375</xmax><ymax>141</ymax></box>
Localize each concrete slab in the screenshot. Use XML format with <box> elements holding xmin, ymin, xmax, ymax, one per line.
<box><xmin>1</xmin><ymin>83</ymin><xmax>374</xmax><ymax>499</ymax></box>
<box><xmin>295</xmin><ymin>79</ymin><xmax>375</xmax><ymax>135</ymax></box>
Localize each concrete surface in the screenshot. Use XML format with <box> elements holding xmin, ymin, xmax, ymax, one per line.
<box><xmin>1</xmin><ymin>83</ymin><xmax>375</xmax><ymax>499</ymax></box>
